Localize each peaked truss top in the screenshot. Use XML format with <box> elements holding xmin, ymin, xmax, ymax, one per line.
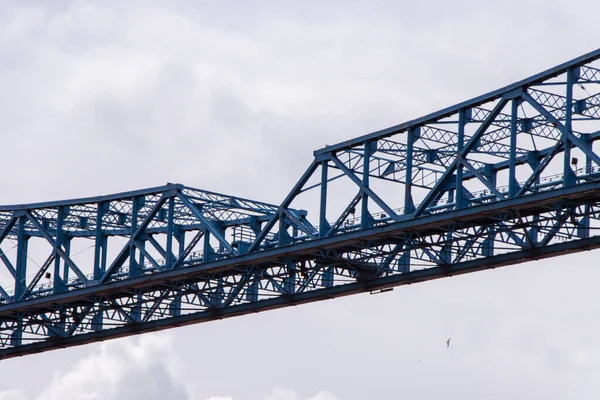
<box><xmin>316</xmin><ymin>47</ymin><xmax>600</xmax><ymax>155</ymax></box>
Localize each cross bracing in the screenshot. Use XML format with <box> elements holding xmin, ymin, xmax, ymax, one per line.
<box><xmin>3</xmin><ymin>49</ymin><xmax>600</xmax><ymax>358</ymax></box>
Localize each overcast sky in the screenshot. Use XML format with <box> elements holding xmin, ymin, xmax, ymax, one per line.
<box><xmin>1</xmin><ymin>1</ymin><xmax>600</xmax><ymax>399</ymax></box>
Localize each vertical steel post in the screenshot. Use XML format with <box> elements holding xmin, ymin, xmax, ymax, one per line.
<box><xmin>456</xmin><ymin>110</ymin><xmax>466</xmax><ymax>208</ymax></box>
<box><xmin>482</xmin><ymin>226</ymin><xmax>494</xmax><ymax>257</ymax></box>
<box><xmin>176</xmin><ymin>229</ymin><xmax>185</xmax><ymax>261</ymax></box>
<box><xmin>441</xmin><ymin>231</ymin><xmax>452</xmax><ymax>264</ymax></box>
<box><xmin>62</xmin><ymin>237</ymin><xmax>71</xmax><ymax>284</ymax></box>
<box><xmin>564</xmin><ymin>67</ymin><xmax>575</xmax><ymax>186</ymax></box>
<box><xmin>399</xmin><ymin>248</ymin><xmax>410</xmax><ymax>273</ymax></box>
<box><xmin>531</xmin><ymin>215</ymin><xmax>539</xmax><ymax>244</ymax></box>
<box><xmin>165</xmin><ymin>196</ymin><xmax>175</xmax><ymax>268</ymax></box>
<box><xmin>278</xmin><ymin>213</ymin><xmax>288</xmax><ymax>245</ymax></box>
<box><xmin>93</xmin><ymin>202</ymin><xmax>107</xmax><ymax>280</ymax></box>
<box><xmin>132</xmin><ymin>295</ymin><xmax>142</xmax><ymax>322</ymax></box>
<box><xmin>138</xmin><ymin>239</ymin><xmax>146</xmax><ymax>272</ymax></box>
<box><xmin>15</xmin><ymin>216</ymin><xmax>32</xmax><ymax>343</ymax></box>
<box><xmin>129</xmin><ymin>197</ymin><xmax>140</xmax><ymax>278</ymax></box>
<box><xmin>361</xmin><ymin>140</ymin><xmax>374</xmax><ymax>228</ymax></box>
<box><xmin>203</xmin><ymin>229</ymin><xmax>213</xmax><ymax>262</ymax></box>
<box><xmin>319</xmin><ymin>160</ymin><xmax>329</xmax><ymax>237</ymax></box>
<box><xmin>509</xmin><ymin>99</ymin><xmax>519</xmax><ymax>197</ymax></box>
<box><xmin>322</xmin><ymin>266</ymin><xmax>333</xmax><ymax>288</ymax></box>
<box><xmin>283</xmin><ymin>259</ymin><xmax>295</xmax><ymax>294</ymax></box>
<box><xmin>10</xmin><ymin>317</ymin><xmax>22</xmax><ymax>347</ymax></box>
<box><xmin>169</xmin><ymin>294</ymin><xmax>182</xmax><ymax>317</ymax></box>
<box><xmin>53</xmin><ymin>207</ymin><xmax>65</xmax><ymax>293</ymax></box>
<box><xmin>131</xmin><ymin>197</ymin><xmax>143</xmax><ymax>322</ymax></box>
<box><xmin>580</xmin><ymin>135</ymin><xmax>592</xmax><ymax>238</ymax></box>
<box><xmin>92</xmin><ymin>202</ymin><xmax>106</xmax><ymax>331</ymax></box>
<box><xmin>14</xmin><ymin>216</ymin><xmax>28</xmax><ymax>301</ymax></box>
<box><xmin>404</xmin><ymin>128</ymin><xmax>415</xmax><ymax>214</ymax></box>
<box><xmin>246</xmin><ymin>278</ymin><xmax>259</xmax><ymax>302</ymax></box>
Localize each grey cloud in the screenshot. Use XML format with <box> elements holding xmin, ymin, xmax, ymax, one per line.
<box><xmin>2</xmin><ymin>1</ymin><xmax>600</xmax><ymax>399</ymax></box>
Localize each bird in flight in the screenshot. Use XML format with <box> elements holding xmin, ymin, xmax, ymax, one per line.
<box><xmin>446</xmin><ymin>338</ymin><xmax>451</xmax><ymax>348</ymax></box>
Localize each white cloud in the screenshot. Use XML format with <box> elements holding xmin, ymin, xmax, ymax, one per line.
<box><xmin>0</xmin><ymin>333</ymin><xmax>337</xmax><ymax>400</ymax></box>
<box><xmin>0</xmin><ymin>390</ymin><xmax>28</xmax><ymax>400</ymax></box>
<box><xmin>264</xmin><ymin>388</ymin><xmax>299</xmax><ymax>400</ymax></box>
<box><xmin>305</xmin><ymin>392</ymin><xmax>339</xmax><ymax>400</ymax></box>
<box><xmin>203</xmin><ymin>391</ymin><xmax>339</xmax><ymax>400</ymax></box>
<box><xmin>0</xmin><ymin>334</ymin><xmax>189</xmax><ymax>400</ymax></box>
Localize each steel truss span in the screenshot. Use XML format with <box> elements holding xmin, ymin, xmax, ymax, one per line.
<box><xmin>3</xmin><ymin>50</ymin><xmax>600</xmax><ymax>359</ymax></box>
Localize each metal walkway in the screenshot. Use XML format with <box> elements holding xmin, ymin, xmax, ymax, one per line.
<box><xmin>3</xmin><ymin>49</ymin><xmax>600</xmax><ymax>359</ymax></box>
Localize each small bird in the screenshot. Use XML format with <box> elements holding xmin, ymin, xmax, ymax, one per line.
<box><xmin>446</xmin><ymin>338</ymin><xmax>451</xmax><ymax>348</ymax></box>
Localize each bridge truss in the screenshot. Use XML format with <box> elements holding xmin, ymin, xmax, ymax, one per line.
<box><xmin>3</xmin><ymin>49</ymin><xmax>600</xmax><ymax>358</ymax></box>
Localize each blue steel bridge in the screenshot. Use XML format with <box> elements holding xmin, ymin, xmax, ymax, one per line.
<box><xmin>2</xmin><ymin>49</ymin><xmax>600</xmax><ymax>359</ymax></box>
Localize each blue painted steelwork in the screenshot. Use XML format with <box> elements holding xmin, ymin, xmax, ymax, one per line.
<box><xmin>3</xmin><ymin>49</ymin><xmax>600</xmax><ymax>358</ymax></box>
